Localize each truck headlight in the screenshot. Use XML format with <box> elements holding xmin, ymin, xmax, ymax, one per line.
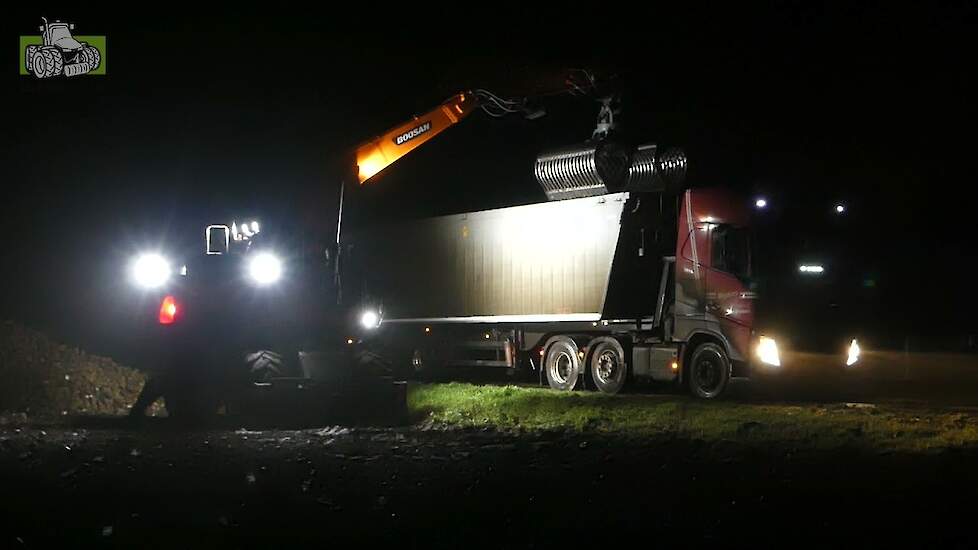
<box><xmin>846</xmin><ymin>339</ymin><xmax>861</xmax><ymax>366</ymax></box>
<box><xmin>756</xmin><ymin>336</ymin><xmax>781</xmax><ymax>367</ymax></box>
<box><xmin>131</xmin><ymin>253</ymin><xmax>171</xmax><ymax>288</ymax></box>
<box><xmin>360</xmin><ymin>309</ymin><xmax>381</xmax><ymax>330</ymax></box>
<box><xmin>248</xmin><ymin>252</ymin><xmax>282</xmax><ymax>285</ymax></box>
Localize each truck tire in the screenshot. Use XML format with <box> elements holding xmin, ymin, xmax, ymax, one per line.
<box><xmin>588</xmin><ymin>337</ymin><xmax>627</xmax><ymax>394</ymax></box>
<box><xmin>687</xmin><ymin>342</ymin><xmax>730</xmax><ymax>399</ymax></box>
<box><xmin>544</xmin><ymin>337</ymin><xmax>581</xmax><ymax>391</ymax></box>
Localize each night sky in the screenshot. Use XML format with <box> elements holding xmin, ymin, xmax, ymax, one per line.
<box><xmin>1</xmin><ymin>4</ymin><xmax>974</xmax><ymax>356</ymax></box>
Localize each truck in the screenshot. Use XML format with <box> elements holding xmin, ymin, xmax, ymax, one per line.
<box><xmin>125</xmin><ymin>79</ymin><xmax>780</xmax><ymax>421</ymax></box>
<box><xmin>346</xmin><ymin>181</ymin><xmax>777</xmax><ymax>398</ymax></box>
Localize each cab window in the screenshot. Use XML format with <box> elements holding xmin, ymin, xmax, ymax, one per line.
<box><xmin>711</xmin><ymin>225</ymin><xmax>751</xmax><ymax>279</ymax></box>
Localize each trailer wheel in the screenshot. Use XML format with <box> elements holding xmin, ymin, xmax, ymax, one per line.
<box><xmin>544</xmin><ymin>337</ymin><xmax>581</xmax><ymax>391</ymax></box>
<box><xmin>687</xmin><ymin>342</ymin><xmax>730</xmax><ymax>399</ymax></box>
<box><xmin>588</xmin><ymin>337</ymin><xmax>627</xmax><ymax>394</ymax></box>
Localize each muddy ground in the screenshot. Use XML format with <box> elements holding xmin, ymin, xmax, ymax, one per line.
<box><xmin>2</xmin><ymin>412</ymin><xmax>978</xmax><ymax>548</ymax></box>
<box><xmin>3</xmin><ymin>321</ymin><xmax>978</xmax><ymax>548</ymax></box>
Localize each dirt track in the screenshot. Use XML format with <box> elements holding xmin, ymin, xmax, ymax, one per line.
<box><xmin>2</xmin><ymin>414</ymin><xmax>978</xmax><ymax>548</ymax></box>
<box><xmin>4</xmin><ymin>351</ymin><xmax>978</xmax><ymax>548</ymax></box>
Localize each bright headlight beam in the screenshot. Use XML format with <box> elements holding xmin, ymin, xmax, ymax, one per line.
<box><xmin>248</xmin><ymin>252</ymin><xmax>282</xmax><ymax>285</ymax></box>
<box><xmin>360</xmin><ymin>310</ymin><xmax>380</xmax><ymax>330</ymax></box>
<box><xmin>131</xmin><ymin>253</ymin><xmax>171</xmax><ymax>288</ymax></box>
<box><xmin>757</xmin><ymin>336</ymin><xmax>781</xmax><ymax>367</ymax></box>
<box><xmin>847</xmin><ymin>339</ymin><xmax>861</xmax><ymax>366</ymax></box>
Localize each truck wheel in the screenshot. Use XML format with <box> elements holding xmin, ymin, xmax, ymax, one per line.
<box><xmin>588</xmin><ymin>337</ymin><xmax>627</xmax><ymax>394</ymax></box>
<box><xmin>544</xmin><ymin>337</ymin><xmax>581</xmax><ymax>391</ymax></box>
<box><xmin>687</xmin><ymin>342</ymin><xmax>730</xmax><ymax>399</ymax></box>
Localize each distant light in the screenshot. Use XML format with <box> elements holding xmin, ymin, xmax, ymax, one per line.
<box><xmin>671</xmin><ymin>361</ymin><xmax>679</xmax><ymax>371</ymax></box>
<box><xmin>346</xmin><ymin>338</ymin><xmax>354</xmax><ymax>345</ymax></box>
<box><xmin>755</xmin><ymin>198</ymin><xmax>767</xmax><ymax>209</ymax></box>
<box><xmin>799</xmin><ymin>264</ymin><xmax>825</xmax><ymax>274</ymax></box>
<box><xmin>484</xmin><ymin>333</ymin><xmax>491</xmax><ymax>340</ymax></box>
<box><xmin>424</xmin><ymin>326</ymin><xmax>431</xmax><ymax>334</ymax></box>
<box><xmin>179</xmin><ymin>265</ymin><xmax>188</xmax><ymax>276</ymax></box>
<box><xmin>835</xmin><ymin>204</ymin><xmax>846</xmax><ymax>214</ymax></box>
<box><xmin>251</xmin><ymin>221</ymin><xmax>259</xmax><ymax>233</ymax></box>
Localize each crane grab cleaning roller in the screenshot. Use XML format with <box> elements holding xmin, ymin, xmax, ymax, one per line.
<box><xmin>534</xmin><ymin>143</ymin><xmax>688</xmax><ymax>201</ymax></box>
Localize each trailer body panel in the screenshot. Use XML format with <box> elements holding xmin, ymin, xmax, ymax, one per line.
<box><xmin>351</xmin><ymin>193</ymin><xmax>633</xmax><ymax>321</ymax></box>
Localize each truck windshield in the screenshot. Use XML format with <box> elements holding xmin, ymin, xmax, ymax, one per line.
<box><xmin>712</xmin><ymin>225</ymin><xmax>752</xmax><ymax>281</ymax></box>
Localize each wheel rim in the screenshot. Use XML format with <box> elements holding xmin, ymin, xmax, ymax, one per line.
<box><xmin>549</xmin><ymin>350</ymin><xmax>573</xmax><ymax>385</ymax></box>
<box><xmin>594</xmin><ymin>350</ymin><xmax>619</xmax><ymax>385</ymax></box>
<box><xmin>32</xmin><ymin>56</ymin><xmax>45</xmax><ymax>75</ymax></box>
<box><xmin>694</xmin><ymin>353</ymin><xmax>723</xmax><ymax>394</ymax></box>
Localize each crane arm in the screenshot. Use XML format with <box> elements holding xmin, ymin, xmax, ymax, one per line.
<box><xmin>354</xmin><ymin>92</ymin><xmax>479</xmax><ymax>184</ymax></box>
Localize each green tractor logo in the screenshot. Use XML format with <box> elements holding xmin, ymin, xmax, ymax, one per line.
<box><xmin>24</xmin><ymin>18</ymin><xmax>102</xmax><ymax>78</ymax></box>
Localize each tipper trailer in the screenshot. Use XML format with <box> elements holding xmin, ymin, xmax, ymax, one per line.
<box><xmin>349</xmin><ymin>186</ymin><xmax>773</xmax><ymax>398</ymax></box>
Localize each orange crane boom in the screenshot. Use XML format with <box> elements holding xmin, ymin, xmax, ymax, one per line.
<box><xmin>354</xmin><ymin>92</ymin><xmax>479</xmax><ymax>184</ymax></box>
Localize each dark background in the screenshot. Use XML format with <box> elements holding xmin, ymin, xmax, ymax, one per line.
<box><xmin>0</xmin><ymin>4</ymin><xmax>974</xmax><ymax>358</ymax></box>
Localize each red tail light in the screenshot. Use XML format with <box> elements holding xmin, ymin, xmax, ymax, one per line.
<box><xmin>159</xmin><ymin>295</ymin><xmax>178</xmax><ymax>325</ymax></box>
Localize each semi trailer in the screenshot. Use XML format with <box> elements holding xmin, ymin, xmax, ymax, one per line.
<box><xmin>347</xmin><ymin>184</ymin><xmax>778</xmax><ymax>398</ymax></box>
